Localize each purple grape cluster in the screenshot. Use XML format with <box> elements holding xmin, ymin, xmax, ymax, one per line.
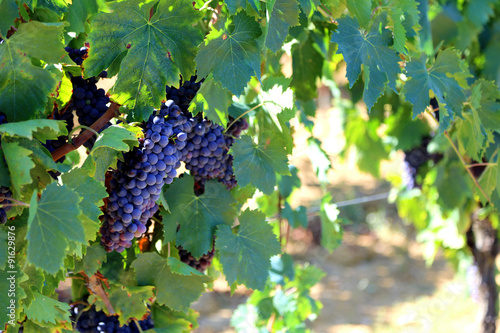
<box><xmin>100</xmin><ymin>101</ymin><xmax>188</xmax><ymax>252</ymax></box>
<box><xmin>402</xmin><ymin>136</ymin><xmax>442</xmax><ymax>190</ymax></box>
<box><xmin>43</xmin><ymin>108</ymin><xmax>74</xmax><ymax>163</ymax></box>
<box><xmin>71</xmin><ymin>304</ymin><xmax>154</xmax><ymax>333</ymax></box>
<box><xmin>0</xmin><ymin>113</ymin><xmax>13</xmax><ymax>224</ymax></box>
<box><xmin>178</xmin><ymin>245</ymin><xmax>214</xmax><ymax>272</ymax></box>
<box><xmin>165</xmin><ymin>76</ymin><xmax>248</xmax><ymax>190</ymax></box>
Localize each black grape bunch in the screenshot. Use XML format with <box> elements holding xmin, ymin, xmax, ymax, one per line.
<box><xmin>402</xmin><ymin>136</ymin><xmax>442</xmax><ymax>190</ymax></box>
<box><xmin>65</xmin><ymin>46</ymin><xmax>110</xmax><ymax>149</ymax></box>
<box><xmin>0</xmin><ymin>112</ymin><xmax>13</xmax><ymax>224</ymax></box>
<box><xmin>70</xmin><ymin>304</ymin><xmax>154</xmax><ymax>333</ymax></box>
<box><xmin>100</xmin><ymin>101</ymin><xmax>188</xmax><ymax>253</ymax></box>
<box><xmin>165</xmin><ymin>76</ymin><xmax>248</xmax><ymax>191</ymax></box>
<box><xmin>178</xmin><ymin>245</ymin><xmax>215</xmax><ymax>272</ymax></box>
<box><xmin>43</xmin><ymin>107</ymin><xmax>75</xmax><ymax>163</ymax></box>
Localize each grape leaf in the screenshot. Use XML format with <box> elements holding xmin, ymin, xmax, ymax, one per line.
<box><xmin>74</xmin><ymin>243</ymin><xmax>107</xmax><ymax>276</ymax></box>
<box><xmin>217</xmin><ymin>209</ymin><xmax>281</xmax><ymax>290</ymax></box>
<box><xmin>150</xmin><ymin>303</ymin><xmax>199</xmax><ymax>332</ymax></box>
<box><xmin>474</xmin><ymin>79</ymin><xmax>500</xmax><ymax>131</ymax></box>
<box><xmin>277</xmin><ymin>165</ymin><xmax>301</xmax><ymax>198</ymax></box>
<box><xmin>189</xmin><ymin>75</ymin><xmax>231</xmax><ymax>127</ymax></box>
<box><xmin>0</xmin><ymin>119</ymin><xmax>67</xmax><ymax>141</ymax></box>
<box><xmin>307</xmin><ymin>138</ymin><xmax>331</xmax><ymax>184</ymax></box>
<box><xmin>346</xmin><ymin>0</ymin><xmax>372</xmax><ymax>29</ymax></box>
<box><xmin>265</xmin><ymin>0</ymin><xmax>300</xmax><ymax>53</ymax></box>
<box><xmin>23</xmin><ymin>292</ymin><xmax>70</xmax><ymax>326</ymax></box>
<box><xmin>319</xmin><ymin>194</ymin><xmax>342</xmax><ymax>252</ymax></box>
<box><xmin>0</xmin><ymin>150</ymin><xmax>10</xmax><ymax>187</ymax></box>
<box><xmin>0</xmin><ymin>21</ymin><xmax>66</xmax><ymax>122</ymax></box>
<box><xmin>331</xmin><ymin>13</ymin><xmax>401</xmax><ymax>110</ymax></box>
<box><xmin>269</xmin><ymin>253</ymin><xmax>295</xmax><ymax>285</ymax></box>
<box><xmin>225</xmin><ymin>0</ymin><xmax>260</xmax><ymax>15</ymax></box>
<box><xmin>390</xmin><ymin>8</ymin><xmax>407</xmax><ymax>54</ymax></box>
<box><xmin>478</xmin><ymin>154</ymin><xmax>497</xmax><ymax>205</ymax></box>
<box><xmin>464</xmin><ymin>0</ymin><xmax>497</xmax><ymax>27</ymax></box>
<box><xmin>291</xmin><ymin>37</ymin><xmax>323</xmax><ymax>101</ymax></box>
<box><xmin>19</xmin><ymin>264</ymin><xmax>47</xmax><ymax>308</ymax></box>
<box><xmin>1</xmin><ymin>140</ymin><xmax>35</xmax><ymax>199</ymax></box>
<box><xmin>230</xmin><ymin>134</ymin><xmax>290</xmax><ymax>195</ymax></box>
<box><xmin>402</xmin><ymin>49</ymin><xmax>470</xmax><ymax>128</ymax></box>
<box><xmin>86</xmin><ymin>0</ymin><xmax>204</xmax><ymax>121</ymax></box>
<box><xmin>0</xmin><ymin>0</ymin><xmax>18</xmax><ymax>36</ymax></box>
<box><xmin>196</xmin><ymin>12</ymin><xmax>262</xmax><ymax>96</ymax></box>
<box><xmin>67</xmin><ymin>0</ymin><xmax>107</xmax><ymax>36</ymax></box>
<box><xmin>85</xmin><ymin>125</ymin><xmax>139</xmax><ymax>181</ymax></box>
<box><xmin>26</xmin><ymin>183</ymin><xmax>84</xmax><ymax>274</ymax></box>
<box><xmin>132</xmin><ymin>252</ymin><xmax>212</xmax><ymax>311</ymax></box>
<box><xmin>282</xmin><ymin>202</ymin><xmax>308</xmax><ymax>228</ymax></box>
<box><xmin>436</xmin><ymin>163</ymin><xmax>473</xmax><ymax>210</ymax></box>
<box><xmin>162</xmin><ymin>176</ymin><xmax>237</xmax><ymax>257</ymax></box>
<box><xmin>61</xmin><ymin>167</ymin><xmax>107</xmax><ymax>241</ymax></box>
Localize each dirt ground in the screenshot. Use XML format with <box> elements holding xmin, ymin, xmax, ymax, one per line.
<box><xmin>190</xmin><ymin>102</ymin><xmax>483</xmax><ymax>333</ymax></box>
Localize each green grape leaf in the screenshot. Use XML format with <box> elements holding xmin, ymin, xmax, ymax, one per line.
<box><xmin>298</xmin><ymin>0</ymin><xmax>319</xmax><ymax>16</ymax></box>
<box><xmin>132</xmin><ymin>252</ymin><xmax>212</xmax><ymax>311</ymax></box>
<box><xmin>278</xmin><ymin>165</ymin><xmax>301</xmax><ymax>199</ymax></box>
<box><xmin>0</xmin><ymin>150</ymin><xmax>9</xmax><ymax>187</ymax></box>
<box><xmin>217</xmin><ymin>209</ymin><xmax>281</xmax><ymax>290</ymax></box>
<box><xmin>0</xmin><ymin>119</ymin><xmax>67</xmax><ymax>141</ymax></box>
<box><xmin>456</xmin><ymin>84</ymin><xmax>488</xmax><ymax>161</ymax></box>
<box><xmin>331</xmin><ymin>13</ymin><xmax>401</xmax><ymax>110</ymax></box>
<box><xmin>225</xmin><ymin>0</ymin><xmax>261</xmax><ymax>15</ymax></box>
<box><xmin>230</xmin><ymin>134</ymin><xmax>290</xmax><ymax>195</ymax></box>
<box><xmin>436</xmin><ymin>163</ymin><xmax>473</xmax><ymax>210</ymax></box>
<box><xmin>464</xmin><ymin>0</ymin><xmax>497</xmax><ymax>27</ymax></box>
<box><xmin>346</xmin><ymin>0</ymin><xmax>372</xmax><ymax>29</ymax></box>
<box><xmin>282</xmin><ymin>202</ymin><xmax>308</xmax><ymax>228</ymax></box>
<box><xmin>319</xmin><ymin>194</ymin><xmax>342</xmax><ymax>252</ymax></box>
<box><xmin>23</xmin><ymin>292</ymin><xmax>70</xmax><ymax>325</ymax></box>
<box><xmin>0</xmin><ymin>0</ymin><xmax>19</xmax><ymax>36</ymax></box>
<box><xmin>307</xmin><ymin>138</ymin><xmax>331</xmax><ymax>184</ymax></box>
<box><xmin>2</xmin><ymin>140</ymin><xmax>35</xmax><ymax>199</ymax></box>
<box><xmin>0</xmin><ymin>229</ymin><xmax>7</xmax><ymax>270</ymax></box>
<box><xmin>0</xmin><ymin>21</ymin><xmax>66</xmax><ymax>122</ymax></box>
<box><xmin>402</xmin><ymin>49</ymin><xmax>470</xmax><ymax>128</ymax></box>
<box><xmin>168</xmin><ymin>257</ymin><xmax>204</xmax><ymax>276</ymax></box>
<box><xmin>90</xmin><ymin>285</ymin><xmax>153</xmax><ymax>325</ymax></box>
<box><xmin>343</xmin><ymin>115</ymin><xmax>389</xmax><ymax>177</ymax></box>
<box><xmin>196</xmin><ymin>12</ymin><xmax>262</xmax><ymax>96</ymax></box>
<box><xmin>390</xmin><ymin>8</ymin><xmax>407</xmax><ymax>54</ymax></box>
<box><xmin>478</xmin><ymin>154</ymin><xmax>497</xmax><ymax>205</ymax></box>
<box><xmin>162</xmin><ymin>176</ymin><xmax>237</xmax><ymax>257</ymax></box>
<box><xmin>269</xmin><ymin>253</ymin><xmax>295</xmax><ymax>285</ymax></box>
<box><xmin>26</xmin><ymin>183</ymin><xmax>84</xmax><ymax>274</ymax></box>
<box><xmin>67</xmin><ymin>0</ymin><xmax>107</xmax><ymax>35</ymax></box>
<box><xmin>74</xmin><ymin>243</ymin><xmax>108</xmax><ymax>276</ymax></box>
<box><xmin>385</xmin><ymin>107</ymin><xmax>430</xmax><ymax>150</ymax></box>
<box><xmin>265</xmin><ymin>0</ymin><xmax>300</xmax><ymax>53</ymax></box>
<box><xmin>189</xmin><ymin>75</ymin><xmax>231</xmax><ymax>127</ymax></box>
<box><xmin>61</xmin><ymin>167</ymin><xmax>107</xmax><ymax>241</ymax></box>
<box><xmin>85</xmin><ymin>125</ymin><xmax>139</xmax><ymax>181</ymax></box>
<box><xmin>18</xmin><ymin>264</ymin><xmax>45</xmax><ymax>308</ymax></box>
<box><xmin>86</xmin><ymin>0</ymin><xmax>204</xmax><ymax>121</ymax></box>
<box><xmin>150</xmin><ymin>303</ymin><xmax>199</xmax><ymax>332</ymax></box>
<box><xmin>291</xmin><ymin>37</ymin><xmax>323</xmax><ymax>101</ymax></box>
<box><xmin>474</xmin><ymin>79</ymin><xmax>500</xmax><ymax>131</ymax></box>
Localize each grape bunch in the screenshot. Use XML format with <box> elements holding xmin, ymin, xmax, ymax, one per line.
<box><xmin>100</xmin><ymin>101</ymin><xmax>188</xmax><ymax>252</ymax></box>
<box><xmin>70</xmin><ymin>304</ymin><xmax>154</xmax><ymax>333</ymax></box>
<box><xmin>402</xmin><ymin>136</ymin><xmax>442</xmax><ymax>190</ymax></box>
<box><xmin>165</xmin><ymin>75</ymin><xmax>248</xmax><ymax>190</ymax></box>
<box><xmin>0</xmin><ymin>113</ymin><xmax>13</xmax><ymax>224</ymax></box>
<box><xmin>178</xmin><ymin>245</ymin><xmax>215</xmax><ymax>272</ymax></box>
<box><xmin>65</xmin><ymin>46</ymin><xmax>110</xmax><ymax>149</ymax></box>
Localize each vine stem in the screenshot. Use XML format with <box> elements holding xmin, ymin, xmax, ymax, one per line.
<box><xmin>444</xmin><ymin>130</ymin><xmax>492</xmax><ymax>205</ymax></box>
<box><xmin>224</xmin><ymin>102</ymin><xmax>264</xmax><ymax>133</ymax></box>
<box><xmin>133</xmin><ymin>319</ymin><xmax>144</xmax><ymax>333</ymax></box>
<box><xmin>0</xmin><ymin>197</ymin><xmax>29</xmax><ymax>207</ymax></box>
<box><xmin>51</xmin><ymin>102</ymin><xmax>120</xmax><ymax>162</ymax></box>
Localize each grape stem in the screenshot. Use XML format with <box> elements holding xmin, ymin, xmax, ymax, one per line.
<box><xmin>225</xmin><ymin>102</ymin><xmax>264</xmax><ymax>133</ymax></box>
<box><xmin>133</xmin><ymin>319</ymin><xmax>144</xmax><ymax>333</ymax></box>
<box><xmin>51</xmin><ymin>102</ymin><xmax>120</xmax><ymax>162</ymax></box>
<box><xmin>0</xmin><ymin>197</ymin><xmax>29</xmax><ymax>207</ymax></box>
